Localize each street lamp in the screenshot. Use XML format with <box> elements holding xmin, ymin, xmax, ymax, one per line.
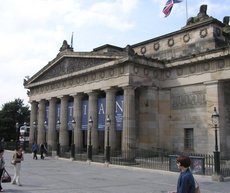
<box><xmin>87</xmin><ymin>116</ymin><xmax>93</xmax><ymax>161</ymax></box>
<box><xmin>15</xmin><ymin>122</ymin><xmax>19</xmax><ymax>148</ymax></box>
<box><xmin>211</xmin><ymin>107</ymin><xmax>223</xmax><ymax>181</ymax></box>
<box><xmin>23</xmin><ymin>122</ymin><xmax>27</xmax><ymax>150</ymax></box>
<box><xmin>44</xmin><ymin>120</ymin><xmax>48</xmax><ymax>148</ymax></box>
<box><xmin>33</xmin><ymin>121</ymin><xmax>37</xmax><ymax>143</ymax></box>
<box><xmin>56</xmin><ymin>120</ymin><xmax>61</xmax><ymax>156</ymax></box>
<box><xmin>71</xmin><ymin>119</ymin><xmax>76</xmax><ymax>159</ymax></box>
<box><xmin>105</xmin><ymin>115</ymin><xmax>111</xmax><ymax>163</ymax></box>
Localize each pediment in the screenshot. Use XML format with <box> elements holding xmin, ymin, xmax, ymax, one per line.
<box><xmin>31</xmin><ymin>56</ymin><xmax>115</xmax><ymax>84</ymax></box>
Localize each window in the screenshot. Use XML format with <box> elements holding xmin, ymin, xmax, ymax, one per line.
<box><xmin>184</xmin><ymin>128</ymin><xmax>194</xmax><ymax>150</ymax></box>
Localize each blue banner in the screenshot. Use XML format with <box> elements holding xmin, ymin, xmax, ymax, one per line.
<box><xmin>115</xmin><ymin>95</ymin><xmax>123</xmax><ymax>131</ymax></box>
<box><xmin>98</xmin><ymin>97</ymin><xmax>106</xmax><ymax>131</ymax></box>
<box><xmin>81</xmin><ymin>100</ymin><xmax>88</xmax><ymax>130</ymax></box>
<box><xmin>56</xmin><ymin>103</ymin><xmax>61</xmax><ymax>130</ymax></box>
<box><xmin>67</xmin><ymin>101</ymin><xmax>73</xmax><ymax>130</ymax></box>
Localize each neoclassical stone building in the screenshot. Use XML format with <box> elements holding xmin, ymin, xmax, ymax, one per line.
<box><xmin>24</xmin><ymin>5</ymin><xmax>230</xmax><ymax>159</ymax></box>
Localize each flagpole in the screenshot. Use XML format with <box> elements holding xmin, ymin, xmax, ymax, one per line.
<box><xmin>71</xmin><ymin>32</ymin><xmax>74</xmax><ymax>48</ymax></box>
<box><xmin>186</xmin><ymin>0</ymin><xmax>188</xmax><ymax>20</ymax></box>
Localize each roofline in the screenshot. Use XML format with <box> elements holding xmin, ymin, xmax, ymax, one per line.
<box><xmin>131</xmin><ymin>17</ymin><xmax>224</xmax><ymax>48</ymax></box>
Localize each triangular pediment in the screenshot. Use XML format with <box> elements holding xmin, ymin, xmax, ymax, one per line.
<box><xmin>26</xmin><ymin>54</ymin><xmax>119</xmax><ymax>86</ymax></box>
<box><xmin>37</xmin><ymin>57</ymin><xmax>114</xmax><ymax>82</ymax></box>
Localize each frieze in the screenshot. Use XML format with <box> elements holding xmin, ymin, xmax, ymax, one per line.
<box><xmin>172</xmin><ymin>91</ymin><xmax>206</xmax><ymax>109</ymax></box>
<box><xmin>176</xmin><ymin>68</ymin><xmax>183</xmax><ymax>76</ymax></box>
<box><xmin>173</xmin><ymin>59</ymin><xmax>225</xmax><ymax>78</ymax></box>
<box><xmin>109</xmin><ymin>69</ymin><xmax>114</xmax><ymax>76</ymax></box>
<box><xmin>134</xmin><ymin>66</ymin><xmax>139</xmax><ymax>74</ymax></box>
<box><xmin>91</xmin><ymin>73</ymin><xmax>96</xmax><ymax>80</ymax></box>
<box><xmin>153</xmin><ymin>70</ymin><xmax>158</xmax><ymax>78</ymax></box>
<box><xmin>144</xmin><ymin>68</ymin><xmax>149</xmax><ymax>76</ymax></box>
<box><xmin>119</xmin><ymin>67</ymin><xmax>124</xmax><ymax>74</ymax></box>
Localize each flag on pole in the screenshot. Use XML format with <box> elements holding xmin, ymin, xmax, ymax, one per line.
<box><xmin>162</xmin><ymin>0</ymin><xmax>183</xmax><ymax>17</ymax></box>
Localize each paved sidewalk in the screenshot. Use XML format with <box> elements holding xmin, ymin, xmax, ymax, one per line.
<box><xmin>1</xmin><ymin>150</ymin><xmax>230</xmax><ymax>193</ymax></box>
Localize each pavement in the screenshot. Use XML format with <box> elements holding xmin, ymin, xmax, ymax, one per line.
<box><xmin>1</xmin><ymin>150</ymin><xmax>230</xmax><ymax>193</ymax></box>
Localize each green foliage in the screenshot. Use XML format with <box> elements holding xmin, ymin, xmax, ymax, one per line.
<box><xmin>0</xmin><ymin>98</ymin><xmax>30</xmax><ymax>141</ymax></box>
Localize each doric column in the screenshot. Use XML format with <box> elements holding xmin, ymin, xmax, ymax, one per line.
<box><xmin>88</xmin><ymin>92</ymin><xmax>98</xmax><ymax>152</ymax></box>
<box><xmin>73</xmin><ymin>93</ymin><xmax>84</xmax><ymax>152</ymax></box>
<box><xmin>105</xmin><ymin>88</ymin><xmax>116</xmax><ymax>150</ymax></box>
<box><xmin>122</xmin><ymin>86</ymin><xmax>136</xmax><ymax>160</ymax></box>
<box><xmin>59</xmin><ymin>95</ymin><xmax>69</xmax><ymax>152</ymax></box>
<box><xmin>37</xmin><ymin>99</ymin><xmax>46</xmax><ymax>145</ymax></box>
<box><xmin>29</xmin><ymin>101</ymin><xmax>38</xmax><ymax>146</ymax></box>
<box><xmin>48</xmin><ymin>97</ymin><xmax>57</xmax><ymax>151</ymax></box>
<box><xmin>205</xmin><ymin>81</ymin><xmax>220</xmax><ymax>154</ymax></box>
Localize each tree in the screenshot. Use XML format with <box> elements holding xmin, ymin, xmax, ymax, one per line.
<box><xmin>0</xmin><ymin>98</ymin><xmax>30</xmax><ymax>141</ymax></box>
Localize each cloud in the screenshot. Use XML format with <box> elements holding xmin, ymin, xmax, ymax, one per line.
<box><xmin>65</xmin><ymin>0</ymin><xmax>139</xmax><ymax>31</ymax></box>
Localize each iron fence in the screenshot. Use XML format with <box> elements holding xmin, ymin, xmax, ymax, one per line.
<box><xmin>3</xmin><ymin>142</ymin><xmax>230</xmax><ymax>177</ymax></box>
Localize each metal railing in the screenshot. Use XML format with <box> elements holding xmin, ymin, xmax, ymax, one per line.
<box><xmin>4</xmin><ymin>142</ymin><xmax>230</xmax><ymax>177</ymax></box>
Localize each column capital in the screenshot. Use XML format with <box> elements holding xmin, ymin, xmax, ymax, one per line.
<box><xmin>87</xmin><ymin>91</ymin><xmax>99</xmax><ymax>97</ymax></box>
<box><xmin>105</xmin><ymin>88</ymin><xmax>117</xmax><ymax>94</ymax></box>
<box><xmin>72</xmin><ymin>93</ymin><xmax>84</xmax><ymax>99</ymax></box>
<box><xmin>122</xmin><ymin>85</ymin><xmax>136</xmax><ymax>91</ymax></box>
<box><xmin>47</xmin><ymin>97</ymin><xmax>57</xmax><ymax>101</ymax></box>
<box><xmin>204</xmin><ymin>80</ymin><xmax>219</xmax><ymax>86</ymax></box>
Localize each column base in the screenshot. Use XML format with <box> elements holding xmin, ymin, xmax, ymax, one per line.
<box><xmin>211</xmin><ymin>174</ymin><xmax>224</xmax><ymax>182</ymax></box>
<box><xmin>104</xmin><ymin>161</ymin><xmax>110</xmax><ymax>167</ymax></box>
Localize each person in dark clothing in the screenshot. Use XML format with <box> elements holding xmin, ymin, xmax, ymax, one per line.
<box><xmin>32</xmin><ymin>142</ymin><xmax>39</xmax><ymax>160</ymax></box>
<box><xmin>168</xmin><ymin>155</ymin><xmax>195</xmax><ymax>193</ymax></box>
<box><xmin>40</xmin><ymin>143</ymin><xmax>47</xmax><ymax>160</ymax></box>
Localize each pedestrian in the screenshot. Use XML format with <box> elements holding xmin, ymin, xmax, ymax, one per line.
<box><xmin>40</xmin><ymin>143</ymin><xmax>47</xmax><ymax>160</ymax></box>
<box><xmin>0</xmin><ymin>149</ymin><xmax>5</xmax><ymax>192</ymax></box>
<box><xmin>11</xmin><ymin>146</ymin><xmax>24</xmax><ymax>186</ymax></box>
<box><xmin>169</xmin><ymin>155</ymin><xmax>195</xmax><ymax>193</ymax></box>
<box><xmin>32</xmin><ymin>142</ymin><xmax>39</xmax><ymax>160</ymax></box>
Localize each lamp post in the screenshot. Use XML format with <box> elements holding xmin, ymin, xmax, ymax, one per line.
<box><xmin>87</xmin><ymin>116</ymin><xmax>93</xmax><ymax>161</ymax></box>
<box><xmin>105</xmin><ymin>115</ymin><xmax>111</xmax><ymax>163</ymax></box>
<box><xmin>15</xmin><ymin>122</ymin><xmax>19</xmax><ymax>148</ymax></box>
<box><xmin>22</xmin><ymin>122</ymin><xmax>27</xmax><ymax>150</ymax></box>
<box><xmin>33</xmin><ymin>121</ymin><xmax>37</xmax><ymax>143</ymax></box>
<box><xmin>71</xmin><ymin>119</ymin><xmax>76</xmax><ymax>159</ymax></box>
<box><xmin>56</xmin><ymin>120</ymin><xmax>61</xmax><ymax>156</ymax></box>
<box><xmin>211</xmin><ymin>107</ymin><xmax>223</xmax><ymax>181</ymax></box>
<box><xmin>44</xmin><ymin>120</ymin><xmax>48</xmax><ymax>148</ymax></box>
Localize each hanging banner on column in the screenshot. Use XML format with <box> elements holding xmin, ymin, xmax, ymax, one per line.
<box><xmin>98</xmin><ymin>97</ymin><xmax>105</xmax><ymax>131</ymax></box>
<box><xmin>81</xmin><ymin>100</ymin><xmax>88</xmax><ymax>130</ymax></box>
<box><xmin>56</xmin><ymin>103</ymin><xmax>61</xmax><ymax>130</ymax></box>
<box><xmin>115</xmin><ymin>95</ymin><xmax>123</xmax><ymax>131</ymax></box>
<box><xmin>67</xmin><ymin>101</ymin><xmax>73</xmax><ymax>130</ymax></box>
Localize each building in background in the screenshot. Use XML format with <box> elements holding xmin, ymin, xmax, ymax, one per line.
<box><xmin>24</xmin><ymin>5</ymin><xmax>230</xmax><ymax>159</ymax></box>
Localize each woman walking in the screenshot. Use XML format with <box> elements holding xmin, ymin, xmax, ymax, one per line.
<box><xmin>11</xmin><ymin>147</ymin><xmax>24</xmax><ymax>186</ymax></box>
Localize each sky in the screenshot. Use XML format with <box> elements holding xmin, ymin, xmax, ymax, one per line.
<box><xmin>0</xmin><ymin>0</ymin><xmax>229</xmax><ymax>109</ymax></box>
